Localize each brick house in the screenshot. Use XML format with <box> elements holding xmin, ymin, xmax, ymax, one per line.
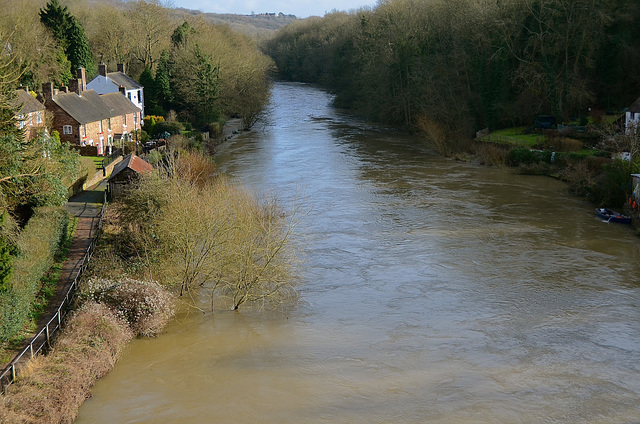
<box><xmin>41</xmin><ymin>68</ymin><xmax>142</xmax><ymax>155</ymax></box>
<box><xmin>87</xmin><ymin>63</ymin><xmax>144</xmax><ymax>119</ymax></box>
<box><xmin>12</xmin><ymin>88</ymin><xmax>46</xmax><ymax>140</ymax></box>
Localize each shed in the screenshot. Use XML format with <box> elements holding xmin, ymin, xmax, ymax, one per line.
<box><xmin>108</xmin><ymin>154</ymin><xmax>152</xmax><ymax>199</ymax></box>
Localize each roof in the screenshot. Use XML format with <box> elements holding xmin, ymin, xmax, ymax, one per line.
<box><xmin>53</xmin><ymin>90</ymin><xmax>109</xmax><ymax>124</ymax></box>
<box><xmin>12</xmin><ymin>90</ymin><xmax>46</xmax><ymax>114</ymax></box>
<box><xmin>106</xmin><ymin>72</ymin><xmax>143</xmax><ymax>90</ymax></box>
<box><xmin>101</xmin><ymin>92</ymin><xmax>142</xmax><ymax>117</ymax></box>
<box><xmin>53</xmin><ymin>90</ymin><xmax>140</xmax><ymax>124</ymax></box>
<box><xmin>629</xmin><ymin>97</ymin><xmax>640</xmax><ymax>114</ymax></box>
<box><xmin>109</xmin><ymin>154</ymin><xmax>152</xmax><ymax>181</ymax></box>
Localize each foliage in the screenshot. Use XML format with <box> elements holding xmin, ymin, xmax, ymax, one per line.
<box><xmin>95</xmin><ymin>150</ymin><xmax>301</xmax><ymax>311</ymax></box>
<box><xmin>0</xmin><ymin>130</ymin><xmax>81</xmax><ymax>221</ymax></box>
<box><xmin>263</xmin><ymin>0</ymin><xmax>640</xmax><ymax>139</ymax></box>
<box><xmin>0</xmin><ymin>206</ymin><xmax>68</xmax><ymax>342</ymax></box>
<box><xmin>39</xmin><ymin>0</ymin><xmax>94</xmax><ymax>75</ymax></box>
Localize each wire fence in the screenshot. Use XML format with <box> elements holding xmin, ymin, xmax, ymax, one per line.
<box><xmin>0</xmin><ymin>192</ymin><xmax>107</xmax><ymax>395</ymax></box>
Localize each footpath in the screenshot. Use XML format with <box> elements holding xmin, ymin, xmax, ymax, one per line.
<box><xmin>0</xmin><ymin>177</ymin><xmax>106</xmax><ymax>390</ymax></box>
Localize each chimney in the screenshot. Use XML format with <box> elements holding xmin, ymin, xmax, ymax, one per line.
<box><xmin>77</xmin><ymin>67</ymin><xmax>86</xmax><ymax>92</ymax></box>
<box><xmin>69</xmin><ymin>79</ymin><xmax>79</xmax><ymax>95</ymax></box>
<box><xmin>99</xmin><ymin>63</ymin><xmax>107</xmax><ymax>77</ymax></box>
<box><xmin>22</xmin><ymin>86</ymin><xmax>29</xmax><ymax>92</ymax></box>
<box><xmin>117</xmin><ymin>63</ymin><xmax>125</xmax><ymax>73</ymax></box>
<box><xmin>61</xmin><ymin>86</ymin><xmax>69</xmax><ymax>93</ymax></box>
<box><xmin>119</xmin><ymin>85</ymin><xmax>126</xmax><ymax>95</ymax></box>
<box><xmin>42</xmin><ymin>83</ymin><xmax>54</xmax><ymax>101</ymax></box>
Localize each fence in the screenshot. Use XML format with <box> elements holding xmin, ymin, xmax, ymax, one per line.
<box><xmin>0</xmin><ymin>192</ymin><xmax>107</xmax><ymax>394</ymax></box>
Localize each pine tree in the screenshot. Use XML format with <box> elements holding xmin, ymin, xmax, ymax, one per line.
<box><xmin>39</xmin><ymin>0</ymin><xmax>94</xmax><ymax>75</ymax></box>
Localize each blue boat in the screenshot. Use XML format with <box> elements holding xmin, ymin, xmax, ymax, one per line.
<box><xmin>596</xmin><ymin>208</ymin><xmax>631</xmax><ymax>224</ymax></box>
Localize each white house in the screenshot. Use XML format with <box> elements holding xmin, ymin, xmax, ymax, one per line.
<box><xmin>87</xmin><ymin>63</ymin><xmax>144</xmax><ymax>119</ymax></box>
<box><xmin>625</xmin><ymin>96</ymin><xmax>640</xmax><ymax>135</ymax></box>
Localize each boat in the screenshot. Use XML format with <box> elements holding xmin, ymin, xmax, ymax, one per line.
<box><xmin>595</xmin><ymin>208</ymin><xmax>632</xmax><ymax>224</ymax></box>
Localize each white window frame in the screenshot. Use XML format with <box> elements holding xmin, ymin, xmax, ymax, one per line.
<box><xmin>63</xmin><ymin>125</ymin><xmax>73</xmax><ymax>135</ymax></box>
<box><xmin>36</xmin><ymin>111</ymin><xmax>42</xmax><ymax>124</ymax></box>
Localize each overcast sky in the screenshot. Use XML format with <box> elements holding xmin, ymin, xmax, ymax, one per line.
<box><xmin>169</xmin><ymin>0</ymin><xmax>377</xmax><ymax>18</ymax></box>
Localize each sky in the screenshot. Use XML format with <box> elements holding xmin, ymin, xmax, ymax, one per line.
<box><xmin>169</xmin><ymin>0</ymin><xmax>377</xmax><ymax>18</ymax></box>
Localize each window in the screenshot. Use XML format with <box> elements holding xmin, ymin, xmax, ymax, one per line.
<box><xmin>81</xmin><ymin>124</ymin><xmax>86</xmax><ymax>137</ymax></box>
<box><xmin>99</xmin><ymin>120</ymin><xmax>103</xmax><ymax>133</ymax></box>
<box><xmin>137</xmin><ymin>90</ymin><xmax>141</xmax><ymax>102</ymax></box>
<box><xmin>127</xmin><ymin>93</ymin><xmax>131</xmax><ymax>101</ymax></box>
<box><xmin>122</xmin><ymin>114</ymin><xmax>127</xmax><ymax>126</ymax></box>
<box><xmin>108</xmin><ymin>118</ymin><xmax>111</xmax><ymax>131</ymax></box>
<box><xmin>36</xmin><ymin>111</ymin><xmax>42</xmax><ymax>124</ymax></box>
<box><xmin>18</xmin><ymin>114</ymin><xmax>25</xmax><ymax>129</ymax></box>
<box><xmin>63</xmin><ymin>125</ymin><xmax>73</xmax><ymax>135</ymax></box>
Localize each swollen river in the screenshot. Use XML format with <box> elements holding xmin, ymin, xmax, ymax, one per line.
<box><xmin>76</xmin><ymin>82</ymin><xmax>640</xmax><ymax>423</ymax></box>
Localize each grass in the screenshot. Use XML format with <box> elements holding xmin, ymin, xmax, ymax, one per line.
<box><xmin>478</xmin><ymin>126</ymin><xmax>542</xmax><ymax>148</ymax></box>
<box><xmin>85</xmin><ymin>156</ymin><xmax>104</xmax><ymax>168</ymax></box>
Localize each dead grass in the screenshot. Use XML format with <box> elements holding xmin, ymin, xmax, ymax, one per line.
<box><xmin>0</xmin><ymin>302</ymin><xmax>133</xmax><ymax>424</ymax></box>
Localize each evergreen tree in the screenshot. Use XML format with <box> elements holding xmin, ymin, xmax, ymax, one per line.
<box><xmin>155</xmin><ymin>52</ymin><xmax>173</xmax><ymax>112</ymax></box>
<box><xmin>138</xmin><ymin>66</ymin><xmax>157</xmax><ymax>115</ymax></box>
<box><xmin>39</xmin><ymin>0</ymin><xmax>94</xmax><ymax>75</ymax></box>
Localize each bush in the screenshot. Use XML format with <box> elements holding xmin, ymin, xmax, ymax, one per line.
<box><xmin>85</xmin><ymin>278</ymin><xmax>175</xmax><ymax>337</ymax></box>
<box><xmin>0</xmin><ymin>207</ymin><xmax>69</xmax><ymax>342</ymax></box>
<box><xmin>154</xmin><ymin>120</ymin><xmax>185</xmax><ymax>137</ymax></box>
<box><xmin>474</xmin><ymin>143</ymin><xmax>509</xmax><ymax>166</ymax></box>
<box><xmin>0</xmin><ymin>302</ymin><xmax>133</xmax><ymax>423</ymax></box>
<box><xmin>507</xmin><ymin>148</ymin><xmax>552</xmax><ymax>165</ymax></box>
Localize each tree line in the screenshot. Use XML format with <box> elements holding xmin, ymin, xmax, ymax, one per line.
<box><xmin>263</xmin><ymin>0</ymin><xmax>640</xmax><ymax>138</ymax></box>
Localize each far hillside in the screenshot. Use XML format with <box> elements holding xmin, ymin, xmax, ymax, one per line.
<box><xmin>171</xmin><ymin>8</ymin><xmax>298</xmax><ymax>39</ymax></box>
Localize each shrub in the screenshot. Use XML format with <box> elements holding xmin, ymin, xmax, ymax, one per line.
<box><xmin>0</xmin><ymin>207</ymin><xmax>68</xmax><ymax>342</ymax></box>
<box><xmin>507</xmin><ymin>148</ymin><xmax>552</xmax><ymax>165</ymax></box>
<box><xmin>0</xmin><ymin>302</ymin><xmax>133</xmax><ymax>423</ymax></box>
<box><xmin>85</xmin><ymin>278</ymin><xmax>175</xmax><ymax>337</ymax></box>
<box><xmin>474</xmin><ymin>143</ymin><xmax>509</xmax><ymax>166</ymax></box>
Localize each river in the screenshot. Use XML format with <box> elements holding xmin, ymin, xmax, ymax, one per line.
<box><xmin>76</xmin><ymin>82</ymin><xmax>640</xmax><ymax>423</ymax></box>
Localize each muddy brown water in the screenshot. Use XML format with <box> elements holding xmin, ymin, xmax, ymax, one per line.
<box><xmin>75</xmin><ymin>82</ymin><xmax>640</xmax><ymax>423</ymax></box>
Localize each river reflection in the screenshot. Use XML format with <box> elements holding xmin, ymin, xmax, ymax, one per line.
<box><xmin>76</xmin><ymin>82</ymin><xmax>640</xmax><ymax>423</ymax></box>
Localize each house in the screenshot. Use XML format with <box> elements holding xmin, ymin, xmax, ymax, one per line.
<box><xmin>107</xmin><ymin>153</ymin><xmax>152</xmax><ymax>199</ymax></box>
<box><xmin>11</xmin><ymin>88</ymin><xmax>46</xmax><ymax>140</ymax></box>
<box><xmin>41</xmin><ymin>68</ymin><xmax>142</xmax><ymax>155</ymax></box>
<box><xmin>625</xmin><ymin>97</ymin><xmax>640</xmax><ymax>134</ymax></box>
<box><xmin>87</xmin><ymin>63</ymin><xmax>144</xmax><ymax>119</ymax></box>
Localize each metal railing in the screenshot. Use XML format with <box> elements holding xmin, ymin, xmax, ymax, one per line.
<box><xmin>0</xmin><ymin>192</ymin><xmax>107</xmax><ymax>394</ymax></box>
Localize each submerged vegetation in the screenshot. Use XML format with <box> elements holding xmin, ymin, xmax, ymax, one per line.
<box><xmin>89</xmin><ymin>149</ymin><xmax>301</xmax><ymax>311</ymax></box>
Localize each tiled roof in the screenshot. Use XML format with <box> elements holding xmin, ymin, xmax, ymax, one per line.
<box><xmin>109</xmin><ymin>154</ymin><xmax>152</xmax><ymax>180</ymax></box>
<box><xmin>12</xmin><ymin>90</ymin><xmax>45</xmax><ymax>114</ymax></box>
<box><xmin>53</xmin><ymin>90</ymin><xmax>139</xmax><ymax>124</ymax></box>
<box><xmin>629</xmin><ymin>97</ymin><xmax>640</xmax><ymax>114</ymax></box>
<box><xmin>53</xmin><ymin>90</ymin><xmax>109</xmax><ymax>124</ymax></box>
<box><xmin>107</xmin><ymin>72</ymin><xmax>143</xmax><ymax>90</ymax></box>
<box><xmin>101</xmin><ymin>92</ymin><xmax>142</xmax><ymax>117</ymax></box>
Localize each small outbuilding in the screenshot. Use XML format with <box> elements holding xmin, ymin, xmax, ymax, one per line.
<box><xmin>108</xmin><ymin>154</ymin><xmax>152</xmax><ymax>199</ymax></box>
